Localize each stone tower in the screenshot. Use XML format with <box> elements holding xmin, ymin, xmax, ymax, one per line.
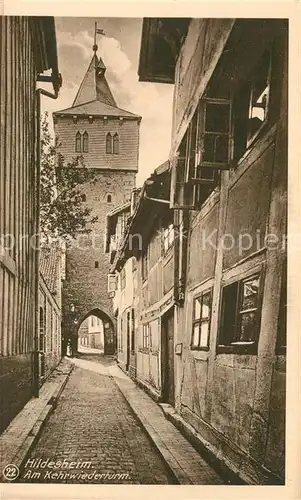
<box><xmin>53</xmin><ymin>51</ymin><xmax>141</xmax><ymax>354</ymax></box>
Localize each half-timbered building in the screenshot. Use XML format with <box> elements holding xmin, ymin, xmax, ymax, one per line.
<box><xmin>135</xmin><ymin>18</ymin><xmax>287</xmax><ymax>484</ymax></box>
<box><xmin>0</xmin><ymin>16</ymin><xmax>61</xmax><ymax>432</ymax></box>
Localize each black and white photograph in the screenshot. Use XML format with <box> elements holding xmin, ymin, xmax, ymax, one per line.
<box><xmin>0</xmin><ymin>10</ymin><xmax>295</xmax><ymax>494</ymax></box>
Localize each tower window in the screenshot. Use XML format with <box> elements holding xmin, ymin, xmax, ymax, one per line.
<box><xmin>83</xmin><ymin>131</ymin><xmax>89</xmax><ymax>153</ymax></box>
<box><xmin>75</xmin><ymin>132</ymin><xmax>82</xmax><ymax>153</ymax></box>
<box><xmin>81</xmin><ymin>194</ymin><xmax>86</xmax><ymax>202</ymax></box>
<box><xmin>107</xmin><ymin>194</ymin><xmax>112</xmax><ymax>203</ymax></box>
<box><xmin>113</xmin><ymin>133</ymin><xmax>119</xmax><ymax>154</ymax></box>
<box><xmin>106</xmin><ymin>133</ymin><xmax>112</xmax><ymax>154</ymax></box>
<box><xmin>95</xmin><ymin>261</ymin><xmax>99</xmax><ymax>268</ymax></box>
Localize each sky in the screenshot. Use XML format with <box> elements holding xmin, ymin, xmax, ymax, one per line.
<box><xmin>42</xmin><ymin>17</ymin><xmax>174</xmax><ymax>187</ymax></box>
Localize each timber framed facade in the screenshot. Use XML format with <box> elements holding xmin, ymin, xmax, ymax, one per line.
<box><xmin>112</xmin><ymin>17</ymin><xmax>288</xmax><ymax>485</ymax></box>
<box><xmin>0</xmin><ymin>17</ymin><xmax>61</xmax><ymax>433</ymax></box>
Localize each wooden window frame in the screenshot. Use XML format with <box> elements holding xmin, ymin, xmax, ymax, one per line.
<box><xmin>142</xmin><ymin>323</ymin><xmax>150</xmax><ymax>350</ymax></box>
<box><xmin>190</xmin><ymin>289</ymin><xmax>212</xmax><ymax>351</ymax></box>
<box><xmin>170</xmin><ymin>97</ymin><xmax>231</xmax><ymax>210</ymax></box>
<box><xmin>217</xmin><ymin>269</ymin><xmax>265</xmax><ymax>354</ymax></box>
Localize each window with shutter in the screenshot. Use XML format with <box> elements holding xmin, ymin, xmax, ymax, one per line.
<box><xmin>170</xmin><ymin>98</ymin><xmax>231</xmax><ymax>209</ymax></box>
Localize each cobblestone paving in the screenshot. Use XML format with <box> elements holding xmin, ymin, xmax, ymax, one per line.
<box><xmin>19</xmin><ymin>352</ymin><xmax>175</xmax><ymax>485</ymax></box>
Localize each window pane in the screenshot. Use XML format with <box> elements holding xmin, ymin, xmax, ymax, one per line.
<box><xmin>195</xmin><ymin>165</ymin><xmax>215</xmax><ymax>181</ymax></box>
<box><xmin>220</xmin><ymin>282</ymin><xmax>238</xmax><ymax>346</ymax></box>
<box><xmin>241</xmin><ymin>276</ymin><xmax>260</xmax><ymax>311</ymax></box>
<box><xmin>194</xmin><ymin>297</ymin><xmax>202</xmax><ymax>319</ymax></box>
<box><xmin>235</xmin><ymin>311</ymin><xmax>257</xmax><ymax>343</ymax></box>
<box><xmin>191</xmin><ymin>324</ymin><xmax>200</xmax><ymax>347</ymax></box>
<box><xmin>215</xmin><ymin>135</ymin><xmax>229</xmax><ymax>163</ymax></box>
<box><xmin>205</xmin><ymin>103</ymin><xmax>229</xmax><ymax>133</ymax></box>
<box><xmin>200</xmin><ymin>322</ymin><xmax>209</xmax><ymax>347</ymax></box>
<box><xmin>202</xmin><ymin>293</ymin><xmax>211</xmax><ymax>319</ymax></box>
<box><xmin>202</xmin><ymin>134</ymin><xmax>215</xmax><ymax>162</ymax></box>
<box><xmin>203</xmin><ymin>134</ymin><xmax>229</xmax><ymax>163</ymax></box>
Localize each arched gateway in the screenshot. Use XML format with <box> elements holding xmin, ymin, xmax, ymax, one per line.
<box><xmin>77</xmin><ymin>308</ymin><xmax>116</xmax><ymax>355</ymax></box>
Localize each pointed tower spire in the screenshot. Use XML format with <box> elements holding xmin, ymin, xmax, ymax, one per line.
<box><xmin>72</xmin><ymin>23</ymin><xmax>117</xmax><ymax>108</ymax></box>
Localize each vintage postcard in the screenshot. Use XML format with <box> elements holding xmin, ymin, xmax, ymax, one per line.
<box><xmin>0</xmin><ymin>2</ymin><xmax>299</xmax><ymax>500</ymax></box>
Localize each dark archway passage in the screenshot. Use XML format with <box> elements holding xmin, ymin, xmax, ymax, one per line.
<box><xmin>77</xmin><ymin>308</ymin><xmax>116</xmax><ymax>355</ymax></box>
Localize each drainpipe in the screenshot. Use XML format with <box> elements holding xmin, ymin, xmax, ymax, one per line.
<box><xmin>32</xmin><ymin>75</ymin><xmax>62</xmax><ymax>398</ymax></box>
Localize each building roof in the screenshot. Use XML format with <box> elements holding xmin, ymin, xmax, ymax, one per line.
<box><xmin>53</xmin><ymin>53</ymin><xmax>140</xmax><ymax>120</ymax></box>
<box><xmin>35</xmin><ymin>17</ymin><xmax>62</xmax><ymax>95</ymax></box>
<box><xmin>73</xmin><ymin>55</ymin><xmax>116</xmax><ymax>108</ymax></box>
<box><xmin>54</xmin><ymin>99</ymin><xmax>141</xmax><ymax>119</ymax></box>
<box><xmin>111</xmin><ymin>161</ymin><xmax>170</xmax><ymax>272</ymax></box>
<box><xmin>40</xmin><ymin>246</ymin><xmax>60</xmax><ymax>295</ymax></box>
<box><xmin>138</xmin><ymin>18</ymin><xmax>190</xmax><ymax>84</ymax></box>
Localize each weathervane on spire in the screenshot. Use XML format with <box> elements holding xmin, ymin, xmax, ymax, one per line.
<box><xmin>93</xmin><ymin>22</ymin><xmax>105</xmax><ymax>54</ymax></box>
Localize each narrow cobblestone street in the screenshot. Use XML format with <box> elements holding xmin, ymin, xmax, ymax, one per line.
<box><xmin>18</xmin><ymin>351</ymin><xmax>176</xmax><ymax>485</ymax></box>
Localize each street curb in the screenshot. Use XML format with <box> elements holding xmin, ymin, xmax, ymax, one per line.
<box><xmin>1</xmin><ymin>361</ymin><xmax>73</xmax><ymax>483</ymax></box>
<box><xmin>158</xmin><ymin>403</ymin><xmax>245</xmax><ymax>486</ymax></box>
<box><xmin>111</xmin><ymin>369</ymin><xmax>191</xmax><ymax>485</ymax></box>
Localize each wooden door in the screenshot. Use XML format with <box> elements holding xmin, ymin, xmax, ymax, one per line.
<box><xmin>161</xmin><ymin>307</ymin><xmax>175</xmax><ymax>406</ymax></box>
<box><xmin>126</xmin><ymin>311</ymin><xmax>131</xmax><ymax>371</ymax></box>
